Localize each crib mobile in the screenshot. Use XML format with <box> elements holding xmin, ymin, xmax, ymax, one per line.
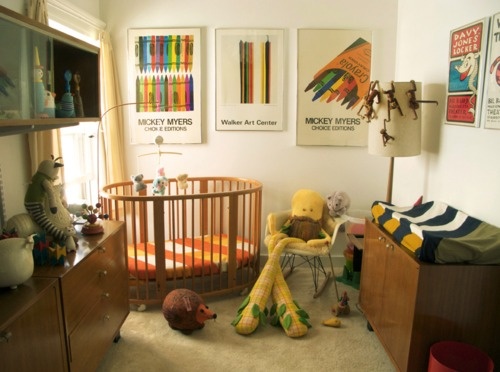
<box><xmin>137</xmin><ymin>135</ymin><xmax>186</xmax><ymax>195</ymax></box>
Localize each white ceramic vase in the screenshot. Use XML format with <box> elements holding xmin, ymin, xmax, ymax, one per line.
<box><xmin>0</xmin><ymin>236</ymin><xmax>35</xmax><ymax>289</ymax></box>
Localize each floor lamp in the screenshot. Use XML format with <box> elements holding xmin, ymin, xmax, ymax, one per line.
<box><xmin>365</xmin><ymin>81</ymin><xmax>423</xmax><ymax>204</ymax></box>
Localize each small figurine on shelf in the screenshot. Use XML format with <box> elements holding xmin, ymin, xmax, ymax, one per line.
<box><xmin>80</xmin><ymin>202</ymin><xmax>109</xmax><ymax>235</ymax></box>
<box><xmin>73</xmin><ymin>71</ymin><xmax>84</xmax><ymax>117</ymax></box>
<box><xmin>33</xmin><ymin>46</ymin><xmax>49</xmax><ymax>118</ymax></box>
<box><xmin>55</xmin><ymin>69</ymin><xmax>75</xmax><ymax>118</ymax></box>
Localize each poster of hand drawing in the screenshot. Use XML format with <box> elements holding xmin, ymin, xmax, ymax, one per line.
<box><xmin>297</xmin><ymin>29</ymin><xmax>372</xmax><ymax>146</ymax></box>
<box><xmin>484</xmin><ymin>12</ymin><xmax>500</xmax><ymax>129</ymax></box>
<box><xmin>216</xmin><ymin>29</ymin><xmax>284</xmax><ymax>131</ymax></box>
<box><xmin>445</xmin><ymin>18</ymin><xmax>489</xmax><ymax>127</ymax></box>
<box><xmin>127</xmin><ymin>28</ymin><xmax>202</xmax><ymax>144</ymax></box>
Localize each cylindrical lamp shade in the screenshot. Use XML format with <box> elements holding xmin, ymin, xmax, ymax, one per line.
<box><xmin>368</xmin><ymin>81</ymin><xmax>422</xmax><ymax>158</ymax></box>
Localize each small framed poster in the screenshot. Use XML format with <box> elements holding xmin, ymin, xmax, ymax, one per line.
<box><xmin>297</xmin><ymin>29</ymin><xmax>372</xmax><ymax>146</ymax></box>
<box><xmin>216</xmin><ymin>28</ymin><xmax>284</xmax><ymax>131</ymax></box>
<box><xmin>445</xmin><ymin>18</ymin><xmax>490</xmax><ymax>127</ymax></box>
<box><xmin>127</xmin><ymin>28</ymin><xmax>202</xmax><ymax>144</ymax></box>
<box><xmin>484</xmin><ymin>12</ymin><xmax>500</xmax><ymax>129</ymax></box>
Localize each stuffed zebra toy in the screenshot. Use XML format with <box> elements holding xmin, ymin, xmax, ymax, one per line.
<box><xmin>24</xmin><ymin>156</ymin><xmax>77</xmax><ymax>252</ymax></box>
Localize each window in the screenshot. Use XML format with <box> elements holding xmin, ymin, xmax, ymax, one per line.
<box><xmin>47</xmin><ymin>0</ymin><xmax>104</xmax><ymax>205</ymax></box>
<box><xmin>60</xmin><ymin>123</ymin><xmax>99</xmax><ymax>204</ymax></box>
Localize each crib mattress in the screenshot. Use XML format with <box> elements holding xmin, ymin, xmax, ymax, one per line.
<box><xmin>128</xmin><ymin>234</ymin><xmax>255</xmax><ymax>280</ymax></box>
<box><xmin>372</xmin><ymin>200</ymin><xmax>500</xmax><ymax>264</ymax></box>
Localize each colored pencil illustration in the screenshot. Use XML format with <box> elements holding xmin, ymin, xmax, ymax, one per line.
<box><xmin>240</xmin><ymin>37</ymin><xmax>271</xmax><ymax>104</ymax></box>
<box><xmin>304</xmin><ymin>37</ymin><xmax>371</xmax><ymax>110</ymax></box>
<box><xmin>133</xmin><ymin>33</ymin><xmax>196</xmax><ymax>112</ymax></box>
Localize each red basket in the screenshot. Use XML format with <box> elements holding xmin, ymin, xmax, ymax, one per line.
<box><xmin>428</xmin><ymin>341</ymin><xmax>494</xmax><ymax>372</ymax></box>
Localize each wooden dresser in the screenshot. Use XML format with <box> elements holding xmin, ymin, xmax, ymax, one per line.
<box><xmin>0</xmin><ymin>277</ymin><xmax>68</xmax><ymax>371</ymax></box>
<box><xmin>359</xmin><ymin>219</ymin><xmax>500</xmax><ymax>372</ymax></box>
<box><xmin>30</xmin><ymin>220</ymin><xmax>129</xmax><ymax>371</ymax></box>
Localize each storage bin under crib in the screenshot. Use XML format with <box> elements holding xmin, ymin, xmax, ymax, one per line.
<box><xmin>100</xmin><ymin>177</ymin><xmax>262</xmax><ymax>305</ymax></box>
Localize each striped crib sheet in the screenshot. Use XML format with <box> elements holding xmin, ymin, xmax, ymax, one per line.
<box><xmin>128</xmin><ymin>234</ymin><xmax>255</xmax><ymax>280</ymax></box>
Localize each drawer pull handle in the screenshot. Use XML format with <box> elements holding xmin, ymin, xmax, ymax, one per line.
<box><xmin>99</xmin><ymin>270</ymin><xmax>108</xmax><ymax>277</ymax></box>
<box><xmin>0</xmin><ymin>331</ymin><xmax>12</xmax><ymax>343</ymax></box>
<box><xmin>378</xmin><ymin>236</ymin><xmax>386</xmax><ymax>242</ymax></box>
<box><xmin>102</xmin><ymin>292</ymin><xmax>110</xmax><ymax>298</ymax></box>
<box><xmin>104</xmin><ymin>315</ymin><xmax>111</xmax><ymax>321</ymax></box>
<box><xmin>98</xmin><ymin>246</ymin><xmax>107</xmax><ymax>253</ymax></box>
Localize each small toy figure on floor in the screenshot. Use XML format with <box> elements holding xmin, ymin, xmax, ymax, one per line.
<box><xmin>332</xmin><ymin>291</ymin><xmax>351</xmax><ymax>316</ymax></box>
<box><xmin>162</xmin><ymin>288</ymin><xmax>217</xmax><ymax>334</ymax></box>
<box><xmin>152</xmin><ymin>167</ymin><xmax>168</xmax><ymax>195</ymax></box>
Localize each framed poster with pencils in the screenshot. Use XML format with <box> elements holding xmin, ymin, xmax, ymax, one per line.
<box><xmin>127</xmin><ymin>28</ymin><xmax>202</xmax><ymax>144</ymax></box>
<box><xmin>216</xmin><ymin>28</ymin><xmax>284</xmax><ymax>131</ymax></box>
<box><xmin>445</xmin><ymin>18</ymin><xmax>490</xmax><ymax>127</ymax></box>
<box><xmin>297</xmin><ymin>29</ymin><xmax>372</xmax><ymax>146</ymax></box>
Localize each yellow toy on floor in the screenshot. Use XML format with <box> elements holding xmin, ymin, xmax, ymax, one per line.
<box><xmin>232</xmin><ymin>189</ymin><xmax>336</xmax><ymax>338</ymax></box>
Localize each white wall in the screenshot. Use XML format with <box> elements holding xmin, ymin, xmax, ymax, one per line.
<box><xmin>1</xmin><ymin>0</ymin><xmax>499</xmax><ymax>234</ymax></box>
<box><xmin>394</xmin><ymin>0</ymin><xmax>500</xmax><ymax>225</ymax></box>
<box><xmin>100</xmin><ymin>0</ymin><xmax>398</xmax><ymax>224</ymax></box>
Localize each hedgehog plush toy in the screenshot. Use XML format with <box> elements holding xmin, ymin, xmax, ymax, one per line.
<box><xmin>162</xmin><ymin>288</ymin><xmax>217</xmax><ymax>334</ymax></box>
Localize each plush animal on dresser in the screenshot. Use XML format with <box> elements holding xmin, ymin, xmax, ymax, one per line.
<box><xmin>24</xmin><ymin>156</ymin><xmax>77</xmax><ymax>252</ymax></box>
<box><xmin>326</xmin><ymin>191</ymin><xmax>351</xmax><ymax>217</ymax></box>
<box><xmin>152</xmin><ymin>167</ymin><xmax>168</xmax><ymax>195</ymax></box>
<box><xmin>162</xmin><ymin>288</ymin><xmax>217</xmax><ymax>334</ymax></box>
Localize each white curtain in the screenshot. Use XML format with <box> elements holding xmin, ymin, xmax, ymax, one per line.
<box><xmin>26</xmin><ymin>0</ymin><xmax>62</xmax><ymax>174</ymax></box>
<box><xmin>98</xmin><ymin>31</ymin><xmax>126</xmax><ymax>187</ymax></box>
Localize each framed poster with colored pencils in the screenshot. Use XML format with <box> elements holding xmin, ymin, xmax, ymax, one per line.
<box><xmin>216</xmin><ymin>28</ymin><xmax>284</xmax><ymax>131</ymax></box>
<box><xmin>297</xmin><ymin>29</ymin><xmax>372</xmax><ymax>146</ymax></box>
<box><xmin>127</xmin><ymin>28</ymin><xmax>202</xmax><ymax>144</ymax></box>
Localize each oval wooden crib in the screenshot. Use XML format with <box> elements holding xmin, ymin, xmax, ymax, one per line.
<box><xmin>100</xmin><ymin>177</ymin><xmax>262</xmax><ymax>306</ymax></box>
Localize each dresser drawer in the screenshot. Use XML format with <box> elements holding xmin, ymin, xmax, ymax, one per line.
<box><xmin>61</xmin><ymin>245</ymin><xmax>117</xmax><ymax>330</ymax></box>
<box><xmin>68</xmin><ymin>293</ymin><xmax>128</xmax><ymax>372</ymax></box>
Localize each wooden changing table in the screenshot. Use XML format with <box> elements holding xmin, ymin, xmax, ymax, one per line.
<box><xmin>359</xmin><ymin>219</ymin><xmax>500</xmax><ymax>372</ymax></box>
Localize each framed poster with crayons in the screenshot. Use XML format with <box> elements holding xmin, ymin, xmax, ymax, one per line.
<box><xmin>216</xmin><ymin>28</ymin><xmax>284</xmax><ymax>131</ymax></box>
<box><xmin>297</xmin><ymin>29</ymin><xmax>372</xmax><ymax>146</ymax></box>
<box><xmin>127</xmin><ymin>28</ymin><xmax>202</xmax><ymax>144</ymax></box>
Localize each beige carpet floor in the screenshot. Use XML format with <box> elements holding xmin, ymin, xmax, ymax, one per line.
<box><xmin>97</xmin><ymin>267</ymin><xmax>395</xmax><ymax>372</ymax></box>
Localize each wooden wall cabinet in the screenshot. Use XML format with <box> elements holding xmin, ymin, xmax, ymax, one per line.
<box><xmin>0</xmin><ymin>278</ymin><xmax>68</xmax><ymax>372</ymax></box>
<box><xmin>360</xmin><ymin>219</ymin><xmax>500</xmax><ymax>372</ymax></box>
<box><xmin>0</xmin><ymin>5</ymin><xmax>99</xmax><ymax>136</ymax></box>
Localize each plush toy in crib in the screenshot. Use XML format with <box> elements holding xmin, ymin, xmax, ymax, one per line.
<box><xmin>162</xmin><ymin>288</ymin><xmax>217</xmax><ymax>334</ymax></box>
<box><xmin>176</xmin><ymin>173</ymin><xmax>188</xmax><ymax>190</ymax></box>
<box><xmin>24</xmin><ymin>156</ymin><xmax>77</xmax><ymax>252</ymax></box>
<box><xmin>152</xmin><ymin>167</ymin><xmax>168</xmax><ymax>195</ymax></box>
<box><xmin>131</xmin><ymin>174</ymin><xmax>147</xmax><ymax>192</ymax></box>
<box><xmin>326</xmin><ymin>191</ymin><xmax>351</xmax><ymax>217</ymax></box>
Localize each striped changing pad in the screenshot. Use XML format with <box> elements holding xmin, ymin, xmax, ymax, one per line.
<box><xmin>372</xmin><ymin>201</ymin><xmax>500</xmax><ymax>264</ymax></box>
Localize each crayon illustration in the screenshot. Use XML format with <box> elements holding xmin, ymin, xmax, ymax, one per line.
<box><xmin>305</xmin><ymin>38</ymin><xmax>371</xmax><ymax>110</ymax></box>
<box><xmin>134</xmin><ymin>33</ymin><xmax>196</xmax><ymax>112</ymax></box>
